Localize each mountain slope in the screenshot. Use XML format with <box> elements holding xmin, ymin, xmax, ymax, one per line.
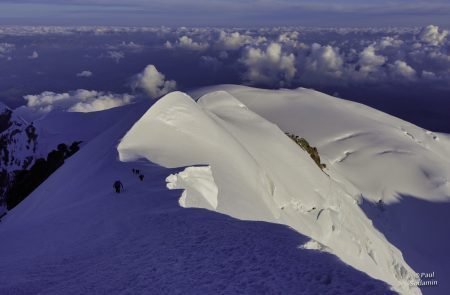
<box><xmin>191</xmin><ymin>85</ymin><xmax>450</xmax><ymax>295</ymax></box>
<box><xmin>0</xmin><ymin>99</ymin><xmax>394</xmax><ymax>295</ymax></box>
<box><xmin>1</xmin><ymin>86</ymin><xmax>448</xmax><ymax>294</ymax></box>
<box><xmin>118</xmin><ymin>91</ymin><xmax>426</xmax><ymax>294</ymax></box>
<box><xmin>1</xmin><ymin>102</ymin><xmax>38</xmax><ymax>214</ymax></box>
<box><xmin>0</xmin><ymin>102</ymin><xmax>38</xmax><ymax>173</ymax></box>
<box><xmin>0</xmin><ymin>103</ymin><xmax>141</xmax><ymax>212</ymax></box>
<box><xmin>191</xmin><ymin>85</ymin><xmax>450</xmax><ymax>203</ymax></box>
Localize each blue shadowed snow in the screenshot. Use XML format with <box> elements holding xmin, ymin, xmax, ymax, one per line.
<box><xmin>0</xmin><ymin>161</ymin><xmax>396</xmax><ymax>295</ymax></box>
<box><xmin>0</xmin><ymin>100</ymin><xmax>396</xmax><ymax>294</ymax></box>
<box><xmin>361</xmin><ymin>196</ymin><xmax>450</xmax><ymax>295</ymax></box>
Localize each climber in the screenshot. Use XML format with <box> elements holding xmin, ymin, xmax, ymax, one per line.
<box><xmin>113</xmin><ymin>180</ymin><xmax>124</xmax><ymax>193</ymax></box>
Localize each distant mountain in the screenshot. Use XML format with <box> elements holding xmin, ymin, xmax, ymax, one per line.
<box><xmin>0</xmin><ymin>103</ymin><xmax>39</xmax><ymax>214</ymax></box>
<box><xmin>0</xmin><ymin>102</ymin><xmax>38</xmax><ymax>172</ymax></box>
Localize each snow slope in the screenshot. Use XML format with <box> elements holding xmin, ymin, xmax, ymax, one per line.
<box><xmin>0</xmin><ymin>98</ymin><xmax>395</xmax><ymax>294</ymax></box>
<box><xmin>1</xmin><ymin>85</ymin><xmax>448</xmax><ymax>294</ymax></box>
<box><xmin>191</xmin><ymin>85</ymin><xmax>450</xmax><ymax>204</ymax></box>
<box><xmin>0</xmin><ymin>102</ymin><xmax>134</xmax><ymax>184</ymax></box>
<box><xmin>0</xmin><ymin>102</ymin><xmax>141</xmax><ymax>215</ymax></box>
<box><xmin>1</xmin><ymin>101</ymin><xmax>138</xmax><ymax>172</ymax></box>
<box><xmin>32</xmin><ymin>106</ymin><xmax>141</xmax><ymax>156</ymax></box>
<box><xmin>118</xmin><ymin>91</ymin><xmax>430</xmax><ymax>294</ymax></box>
<box><xmin>191</xmin><ymin>85</ymin><xmax>450</xmax><ymax>295</ymax></box>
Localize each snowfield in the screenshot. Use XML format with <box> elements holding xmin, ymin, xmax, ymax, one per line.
<box><xmin>1</xmin><ymin>85</ymin><xmax>449</xmax><ymax>294</ymax></box>
<box><xmin>191</xmin><ymin>86</ymin><xmax>450</xmax><ymax>295</ymax></box>
<box><xmin>190</xmin><ymin>85</ymin><xmax>450</xmax><ymax>204</ymax></box>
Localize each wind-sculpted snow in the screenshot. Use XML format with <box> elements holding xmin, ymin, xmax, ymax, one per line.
<box><xmin>191</xmin><ymin>85</ymin><xmax>450</xmax><ymax>295</ymax></box>
<box><xmin>192</xmin><ymin>85</ymin><xmax>450</xmax><ymax>204</ymax></box>
<box><xmin>0</xmin><ymin>96</ymin><xmax>395</xmax><ymax>295</ymax></box>
<box><xmin>118</xmin><ymin>90</ymin><xmax>422</xmax><ymax>294</ymax></box>
<box><xmin>167</xmin><ymin>166</ymin><xmax>218</xmax><ymax>210</ymax></box>
<box><xmin>1</xmin><ymin>86</ymin><xmax>448</xmax><ymax>294</ymax></box>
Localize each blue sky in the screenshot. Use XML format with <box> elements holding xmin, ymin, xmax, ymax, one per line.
<box><xmin>0</xmin><ymin>0</ymin><xmax>449</xmax><ymax>27</ymax></box>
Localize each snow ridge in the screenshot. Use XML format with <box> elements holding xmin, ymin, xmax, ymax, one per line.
<box><xmin>118</xmin><ymin>90</ymin><xmax>421</xmax><ymax>294</ymax></box>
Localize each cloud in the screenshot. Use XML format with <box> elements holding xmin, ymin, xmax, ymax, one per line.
<box><xmin>421</xmin><ymin>70</ymin><xmax>437</xmax><ymax>80</ymax></box>
<box><xmin>131</xmin><ymin>64</ymin><xmax>177</xmax><ymax>98</ymax></box>
<box><xmin>304</xmin><ymin>43</ymin><xmax>344</xmax><ymax>78</ymax></box>
<box><xmin>107</xmin><ymin>41</ymin><xmax>144</xmax><ymax>52</ymax></box>
<box><xmin>28</xmin><ymin>50</ymin><xmax>39</xmax><ymax>59</ymax></box>
<box><xmin>18</xmin><ymin>89</ymin><xmax>135</xmax><ymax>120</ymax></box>
<box><xmin>356</xmin><ymin>45</ymin><xmax>387</xmax><ymax>79</ymax></box>
<box><xmin>0</xmin><ymin>26</ymin><xmax>78</xmax><ymax>36</ymax></box>
<box><xmin>376</xmin><ymin>36</ymin><xmax>404</xmax><ymax>49</ymax></box>
<box><xmin>69</xmin><ymin>94</ymin><xmax>134</xmax><ymax>112</ymax></box>
<box><xmin>233</xmin><ymin>25</ymin><xmax>450</xmax><ymax>86</ymax></box>
<box><xmin>278</xmin><ymin>31</ymin><xmax>299</xmax><ymax>42</ymax></box>
<box><xmin>166</xmin><ymin>36</ymin><xmax>209</xmax><ymax>51</ymax></box>
<box><xmin>76</xmin><ymin>70</ymin><xmax>93</xmax><ymax>77</ymax></box>
<box><xmin>179</xmin><ymin>36</ymin><xmax>209</xmax><ymax>51</ymax></box>
<box><xmin>241</xmin><ymin>42</ymin><xmax>296</xmax><ymax>87</ymax></box>
<box><xmin>390</xmin><ymin>60</ymin><xmax>416</xmax><ymax>80</ymax></box>
<box><xmin>418</xmin><ymin>25</ymin><xmax>448</xmax><ymax>46</ymax></box>
<box><xmin>106</xmin><ymin>50</ymin><xmax>125</xmax><ymax>63</ymax></box>
<box><xmin>164</xmin><ymin>41</ymin><xmax>173</xmax><ymax>49</ymax></box>
<box><xmin>0</xmin><ymin>43</ymin><xmax>15</xmax><ymax>59</ymax></box>
<box><xmin>200</xmin><ymin>55</ymin><xmax>222</xmax><ymax>71</ymax></box>
<box><xmin>217</xmin><ymin>31</ymin><xmax>252</xmax><ymax>50</ymax></box>
<box><xmin>2</xmin><ymin>24</ymin><xmax>450</xmax><ymax>109</ymax></box>
<box><xmin>24</xmin><ymin>91</ymin><xmax>71</xmax><ymax>109</ymax></box>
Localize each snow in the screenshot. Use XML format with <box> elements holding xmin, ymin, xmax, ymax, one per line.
<box><xmin>190</xmin><ymin>85</ymin><xmax>450</xmax><ymax>204</ymax></box>
<box><xmin>118</xmin><ymin>90</ymin><xmax>426</xmax><ymax>294</ymax></box>
<box><xmin>32</xmin><ymin>104</ymin><xmax>143</xmax><ymax>156</ymax></box>
<box><xmin>0</xmin><ymin>102</ymin><xmax>137</xmax><ymax>176</ymax></box>
<box><xmin>190</xmin><ymin>85</ymin><xmax>450</xmax><ymax>295</ymax></box>
<box><xmin>0</xmin><ymin>104</ymin><xmax>37</xmax><ymax>172</ymax></box>
<box><xmin>167</xmin><ymin>165</ymin><xmax>219</xmax><ymax>210</ymax></box>
<box><xmin>1</xmin><ymin>85</ymin><xmax>449</xmax><ymax>294</ymax></box>
<box><xmin>0</xmin><ymin>101</ymin><xmax>9</xmax><ymax>113</ymax></box>
<box><xmin>0</xmin><ymin>95</ymin><xmax>395</xmax><ymax>294</ymax></box>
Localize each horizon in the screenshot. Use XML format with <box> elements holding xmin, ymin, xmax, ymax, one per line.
<box><xmin>0</xmin><ymin>24</ymin><xmax>448</xmax><ymax>29</ymax></box>
<box><xmin>1</xmin><ymin>0</ymin><xmax>450</xmax><ymax>27</ymax></box>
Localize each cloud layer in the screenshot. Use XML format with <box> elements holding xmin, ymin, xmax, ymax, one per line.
<box><xmin>1</xmin><ymin>25</ymin><xmax>449</xmax><ymax>89</ymax></box>
<box><xmin>1</xmin><ymin>24</ymin><xmax>449</xmax><ymax>132</ymax></box>
<box><xmin>152</xmin><ymin>25</ymin><xmax>450</xmax><ymax>88</ymax></box>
